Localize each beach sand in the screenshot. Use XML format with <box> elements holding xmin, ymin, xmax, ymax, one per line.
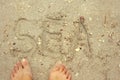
<box><xmin>0</xmin><ymin>0</ymin><xmax>120</xmax><ymax>80</ymax></box>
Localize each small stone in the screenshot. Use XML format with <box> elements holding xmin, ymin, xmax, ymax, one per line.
<box><xmin>89</xmin><ymin>32</ymin><xmax>93</xmax><ymax>35</ymax></box>
<box><xmin>75</xmin><ymin>47</ymin><xmax>80</xmax><ymax>51</ymax></box>
<box><xmin>98</xmin><ymin>39</ymin><xmax>105</xmax><ymax>42</ymax></box>
<box><xmin>27</xmin><ymin>5</ymin><xmax>31</xmax><ymax>8</ymax></box>
<box><xmin>60</xmin><ymin>29</ymin><xmax>63</xmax><ymax>31</ymax></box>
<box><xmin>63</xmin><ymin>56</ymin><xmax>67</xmax><ymax>61</ymax></box>
<box><xmin>41</xmin><ymin>63</ymin><xmax>43</xmax><ymax>65</ymax></box>
<box><xmin>75</xmin><ymin>73</ymin><xmax>79</xmax><ymax>76</ymax></box>
<box><xmin>38</xmin><ymin>38</ymin><xmax>41</xmax><ymax>44</ymax></box>
<box><xmin>37</xmin><ymin>37</ymin><xmax>42</xmax><ymax>45</ymax></box>
<box><xmin>89</xmin><ymin>17</ymin><xmax>92</xmax><ymax>21</ymax></box>
<box><xmin>13</xmin><ymin>42</ymin><xmax>16</xmax><ymax>45</ymax></box>
<box><xmin>102</xmin><ymin>40</ymin><xmax>105</xmax><ymax>42</ymax></box>
<box><xmin>89</xmin><ymin>32</ymin><xmax>93</xmax><ymax>37</ymax></box>
<box><xmin>101</xmin><ymin>34</ymin><xmax>104</xmax><ymax>37</ymax></box>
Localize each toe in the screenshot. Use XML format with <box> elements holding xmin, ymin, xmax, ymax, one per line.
<box><xmin>21</xmin><ymin>58</ymin><xmax>29</xmax><ymax>68</ymax></box>
<box><xmin>66</xmin><ymin>72</ymin><xmax>71</xmax><ymax>80</ymax></box>
<box><xmin>63</xmin><ymin>68</ymin><xmax>67</xmax><ymax>74</ymax></box>
<box><xmin>67</xmin><ymin>74</ymin><xmax>72</xmax><ymax>80</ymax></box>
<box><xmin>62</xmin><ymin>65</ymin><xmax>67</xmax><ymax>73</ymax></box>
<box><xmin>21</xmin><ymin>58</ymin><xmax>31</xmax><ymax>72</ymax></box>
<box><xmin>21</xmin><ymin>58</ymin><xmax>32</xmax><ymax>77</ymax></box>
<box><xmin>11</xmin><ymin>69</ymin><xmax>15</xmax><ymax>80</ymax></box>
<box><xmin>59</xmin><ymin>64</ymin><xmax>65</xmax><ymax>72</ymax></box>
<box><xmin>17</xmin><ymin>61</ymin><xmax>22</xmax><ymax>69</ymax></box>
<box><xmin>14</xmin><ymin>64</ymin><xmax>18</xmax><ymax>73</ymax></box>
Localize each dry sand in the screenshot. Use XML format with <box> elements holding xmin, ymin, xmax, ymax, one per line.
<box><xmin>0</xmin><ymin>0</ymin><xmax>120</xmax><ymax>80</ymax></box>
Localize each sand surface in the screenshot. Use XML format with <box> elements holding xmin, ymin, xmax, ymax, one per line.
<box><xmin>0</xmin><ymin>0</ymin><xmax>120</xmax><ymax>80</ymax></box>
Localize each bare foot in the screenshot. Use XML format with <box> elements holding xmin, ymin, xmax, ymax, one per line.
<box><xmin>49</xmin><ymin>64</ymin><xmax>72</xmax><ymax>80</ymax></box>
<box><xmin>11</xmin><ymin>59</ymin><xmax>32</xmax><ymax>80</ymax></box>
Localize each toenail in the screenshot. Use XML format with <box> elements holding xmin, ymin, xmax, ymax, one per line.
<box><xmin>21</xmin><ymin>58</ymin><xmax>28</xmax><ymax>66</ymax></box>
<box><xmin>22</xmin><ymin>58</ymin><xmax>26</xmax><ymax>62</ymax></box>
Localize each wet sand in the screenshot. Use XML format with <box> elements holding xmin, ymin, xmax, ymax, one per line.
<box><xmin>0</xmin><ymin>0</ymin><xmax>120</xmax><ymax>80</ymax></box>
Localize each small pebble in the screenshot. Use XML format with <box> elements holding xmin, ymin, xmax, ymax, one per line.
<box><xmin>75</xmin><ymin>73</ymin><xmax>79</xmax><ymax>76</ymax></box>
<box><xmin>63</xmin><ymin>56</ymin><xmax>67</xmax><ymax>61</ymax></box>
<box><xmin>75</xmin><ymin>47</ymin><xmax>80</xmax><ymax>51</ymax></box>
<box><xmin>38</xmin><ymin>41</ymin><xmax>41</xmax><ymax>45</ymax></box>
<box><xmin>37</xmin><ymin>37</ymin><xmax>41</xmax><ymax>45</ymax></box>
<box><xmin>89</xmin><ymin>32</ymin><xmax>93</xmax><ymax>35</ymax></box>
<box><xmin>98</xmin><ymin>39</ymin><xmax>105</xmax><ymax>42</ymax></box>
<box><xmin>13</xmin><ymin>42</ymin><xmax>16</xmax><ymax>45</ymax></box>
<box><xmin>89</xmin><ymin>17</ymin><xmax>92</xmax><ymax>21</ymax></box>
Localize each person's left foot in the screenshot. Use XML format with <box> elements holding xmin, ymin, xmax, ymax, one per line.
<box><xmin>11</xmin><ymin>59</ymin><xmax>32</xmax><ymax>80</ymax></box>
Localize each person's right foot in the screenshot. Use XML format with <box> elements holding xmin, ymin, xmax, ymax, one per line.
<box><xmin>49</xmin><ymin>64</ymin><xmax>72</xmax><ymax>80</ymax></box>
<box><xmin>11</xmin><ymin>59</ymin><xmax>32</xmax><ymax>80</ymax></box>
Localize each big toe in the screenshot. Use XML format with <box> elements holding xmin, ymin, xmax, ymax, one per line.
<box><xmin>21</xmin><ymin>59</ymin><xmax>31</xmax><ymax>71</ymax></box>
<box><xmin>21</xmin><ymin>59</ymin><xmax>29</xmax><ymax>66</ymax></box>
